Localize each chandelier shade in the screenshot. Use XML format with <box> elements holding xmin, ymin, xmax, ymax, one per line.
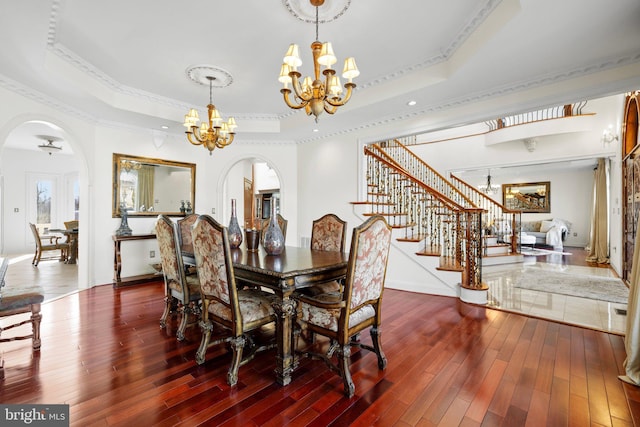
<box><xmin>183</xmin><ymin>75</ymin><xmax>237</xmax><ymax>155</ymax></box>
<box><xmin>278</xmin><ymin>0</ymin><xmax>359</xmax><ymax>122</ymax></box>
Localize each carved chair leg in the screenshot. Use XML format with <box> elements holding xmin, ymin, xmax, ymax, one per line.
<box><xmin>196</xmin><ymin>319</ymin><xmax>213</xmax><ymax>365</ymax></box>
<box><xmin>159</xmin><ymin>296</ymin><xmax>172</xmax><ymax>328</ymax></box>
<box><xmin>227</xmin><ymin>335</ymin><xmax>246</xmax><ymax>386</ymax></box>
<box><xmin>338</xmin><ymin>344</ymin><xmax>355</xmax><ymax>398</ymax></box>
<box><xmin>370</xmin><ymin>326</ymin><xmax>387</xmax><ymax>370</ymax></box>
<box><xmin>31</xmin><ymin>304</ymin><xmax>42</xmax><ymax>351</ymax></box>
<box><xmin>176</xmin><ymin>304</ymin><xmax>190</xmax><ymax>341</ymax></box>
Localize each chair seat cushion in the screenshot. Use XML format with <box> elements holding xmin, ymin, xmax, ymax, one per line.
<box><xmin>298</xmin><ymin>280</ymin><xmax>341</xmax><ymax>296</ymax></box>
<box><xmin>208</xmin><ymin>288</ymin><xmax>275</xmax><ymax>326</ymax></box>
<box><xmin>299</xmin><ymin>294</ymin><xmax>375</xmax><ymax>332</ymax></box>
<box><xmin>0</xmin><ymin>286</ymin><xmax>44</xmax><ymax>311</ymax></box>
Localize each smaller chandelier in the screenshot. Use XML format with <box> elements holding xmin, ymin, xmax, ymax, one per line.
<box><xmin>183</xmin><ymin>75</ymin><xmax>237</xmax><ymax>155</ymax></box>
<box><xmin>278</xmin><ymin>0</ymin><xmax>359</xmax><ymax>122</ymax></box>
<box><xmin>478</xmin><ymin>169</ymin><xmax>500</xmax><ymax>195</ymax></box>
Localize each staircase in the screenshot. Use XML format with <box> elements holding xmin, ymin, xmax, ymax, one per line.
<box><xmin>354</xmin><ymin>137</ymin><xmax>523</xmax><ymax>304</ymax></box>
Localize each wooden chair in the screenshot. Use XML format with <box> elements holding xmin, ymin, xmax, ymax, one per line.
<box><xmin>190</xmin><ymin>214</ymin><xmax>276</xmax><ymax>386</ymax></box>
<box><xmin>295</xmin><ymin>215</ymin><xmax>392</xmax><ymax>397</ymax></box>
<box><xmin>0</xmin><ymin>257</ymin><xmax>44</xmax><ymax>373</ymax></box>
<box><xmin>176</xmin><ymin>214</ymin><xmax>198</xmax><ymax>257</ymax></box>
<box><xmin>29</xmin><ymin>223</ymin><xmax>69</xmax><ymax>266</ymax></box>
<box><xmin>155</xmin><ymin>215</ymin><xmax>201</xmax><ymax>341</ymax></box>
<box><xmin>261</xmin><ymin>214</ymin><xmax>287</xmax><ymax>247</ymax></box>
<box><xmin>176</xmin><ymin>214</ymin><xmax>198</xmax><ymax>274</ymax></box>
<box><xmin>64</xmin><ymin>220</ymin><xmax>79</xmax><ymax>260</ymax></box>
<box><xmin>300</xmin><ymin>214</ymin><xmax>347</xmax><ymax>296</ymax></box>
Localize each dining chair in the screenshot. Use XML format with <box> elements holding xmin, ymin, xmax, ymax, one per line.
<box><xmin>155</xmin><ymin>215</ymin><xmax>201</xmax><ymax>341</ymax></box>
<box><xmin>176</xmin><ymin>213</ymin><xmax>198</xmax><ymax>274</ymax></box>
<box><xmin>176</xmin><ymin>214</ymin><xmax>197</xmax><ymax>257</ymax></box>
<box><xmin>295</xmin><ymin>215</ymin><xmax>392</xmax><ymax>397</ymax></box>
<box><xmin>64</xmin><ymin>220</ymin><xmax>79</xmax><ymax>260</ymax></box>
<box><xmin>190</xmin><ymin>214</ymin><xmax>276</xmax><ymax>386</ymax></box>
<box><xmin>299</xmin><ymin>213</ymin><xmax>347</xmax><ymax>296</ymax></box>
<box><xmin>29</xmin><ymin>223</ymin><xmax>69</xmax><ymax>266</ymax></box>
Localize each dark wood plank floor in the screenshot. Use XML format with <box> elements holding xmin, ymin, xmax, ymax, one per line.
<box><xmin>1</xmin><ymin>280</ymin><xmax>638</xmax><ymax>426</ymax></box>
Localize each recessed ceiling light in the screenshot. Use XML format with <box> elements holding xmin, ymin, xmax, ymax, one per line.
<box><xmin>407</xmin><ymin>100</ymin><xmax>417</xmax><ymax>106</ymax></box>
<box><xmin>313</xmin><ymin>128</ymin><xmax>319</xmax><ymax>132</ymax></box>
<box><xmin>161</xmin><ymin>125</ymin><xmax>169</xmax><ymax>129</ymax></box>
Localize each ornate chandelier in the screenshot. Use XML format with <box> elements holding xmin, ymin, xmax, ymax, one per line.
<box><xmin>183</xmin><ymin>75</ymin><xmax>237</xmax><ymax>155</ymax></box>
<box><xmin>278</xmin><ymin>0</ymin><xmax>359</xmax><ymax>122</ymax></box>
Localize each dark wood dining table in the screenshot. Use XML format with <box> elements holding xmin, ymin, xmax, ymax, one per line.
<box><xmin>184</xmin><ymin>245</ymin><xmax>349</xmax><ymax>386</ymax></box>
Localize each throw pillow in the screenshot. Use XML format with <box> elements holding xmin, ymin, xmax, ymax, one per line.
<box><xmin>540</xmin><ymin>220</ymin><xmax>554</xmax><ymax>233</ymax></box>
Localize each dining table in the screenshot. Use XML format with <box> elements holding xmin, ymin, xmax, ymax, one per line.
<box><xmin>49</xmin><ymin>228</ymin><xmax>78</xmax><ymax>264</ymax></box>
<box><xmin>184</xmin><ymin>245</ymin><xmax>348</xmax><ymax>386</ymax></box>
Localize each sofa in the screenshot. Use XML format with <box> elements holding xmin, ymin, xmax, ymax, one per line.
<box><xmin>519</xmin><ymin>219</ymin><xmax>571</xmax><ymax>247</ymax></box>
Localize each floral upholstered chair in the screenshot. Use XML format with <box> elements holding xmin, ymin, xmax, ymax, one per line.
<box><xmin>295</xmin><ymin>215</ymin><xmax>392</xmax><ymax>397</ymax></box>
<box><xmin>155</xmin><ymin>215</ymin><xmax>201</xmax><ymax>341</ymax></box>
<box><xmin>176</xmin><ymin>214</ymin><xmax>197</xmax><ymax>257</ymax></box>
<box><xmin>176</xmin><ymin>213</ymin><xmax>198</xmax><ymax>274</ymax></box>
<box><xmin>299</xmin><ymin>213</ymin><xmax>347</xmax><ymax>296</ymax></box>
<box><xmin>190</xmin><ymin>214</ymin><xmax>276</xmax><ymax>386</ymax></box>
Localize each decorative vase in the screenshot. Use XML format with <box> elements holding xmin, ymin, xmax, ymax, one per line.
<box><xmin>263</xmin><ymin>199</ymin><xmax>284</xmax><ymax>255</ymax></box>
<box><xmin>228</xmin><ymin>199</ymin><xmax>243</xmax><ymax>249</ymax></box>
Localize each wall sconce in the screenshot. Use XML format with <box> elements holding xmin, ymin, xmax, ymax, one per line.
<box><xmin>602</xmin><ymin>126</ymin><xmax>619</xmax><ymax>144</ymax></box>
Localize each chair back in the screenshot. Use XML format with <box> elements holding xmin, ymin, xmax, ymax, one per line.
<box><xmin>64</xmin><ymin>220</ymin><xmax>79</xmax><ymax>230</ymax></box>
<box><xmin>155</xmin><ymin>215</ymin><xmax>190</xmax><ymax>298</ymax></box>
<box><xmin>342</xmin><ymin>215</ymin><xmax>392</xmax><ymax>319</ymax></box>
<box><xmin>311</xmin><ymin>214</ymin><xmax>346</xmax><ymax>252</ymax></box>
<box><xmin>191</xmin><ymin>215</ymin><xmax>240</xmax><ymax>330</ymax></box>
<box><xmin>176</xmin><ymin>214</ymin><xmax>198</xmax><ymax>255</ymax></box>
<box><xmin>29</xmin><ymin>223</ymin><xmax>43</xmax><ymax>250</ymax></box>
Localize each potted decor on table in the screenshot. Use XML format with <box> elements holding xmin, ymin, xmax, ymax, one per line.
<box><xmin>262</xmin><ymin>197</ymin><xmax>284</xmax><ymax>255</ymax></box>
<box><xmin>228</xmin><ymin>199</ymin><xmax>243</xmax><ymax>249</ymax></box>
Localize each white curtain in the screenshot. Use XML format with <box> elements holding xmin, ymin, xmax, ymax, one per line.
<box><xmin>620</xmin><ymin>225</ymin><xmax>640</xmax><ymax>386</ymax></box>
<box><xmin>586</xmin><ymin>158</ymin><xmax>609</xmax><ymax>264</ymax></box>
<box><xmin>137</xmin><ymin>166</ymin><xmax>154</xmax><ymax>211</ymax></box>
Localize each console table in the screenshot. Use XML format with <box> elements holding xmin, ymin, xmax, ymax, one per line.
<box><xmin>112</xmin><ymin>234</ymin><xmax>159</xmax><ymax>288</ymax></box>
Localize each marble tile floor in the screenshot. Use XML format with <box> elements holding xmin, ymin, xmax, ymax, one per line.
<box><xmin>484</xmin><ymin>256</ymin><xmax>627</xmax><ymax>335</ymax></box>
<box><xmin>1</xmin><ymin>250</ymin><xmax>628</xmax><ymax>335</ymax></box>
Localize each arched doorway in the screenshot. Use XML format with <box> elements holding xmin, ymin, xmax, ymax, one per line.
<box><xmin>0</xmin><ymin>119</ymin><xmax>83</xmax><ymax>298</ymax></box>
<box><xmin>221</xmin><ymin>157</ymin><xmax>282</xmax><ymax>237</ymax></box>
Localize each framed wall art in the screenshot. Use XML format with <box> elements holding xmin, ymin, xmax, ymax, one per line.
<box><xmin>502</xmin><ymin>181</ymin><xmax>550</xmax><ymax>213</ymax></box>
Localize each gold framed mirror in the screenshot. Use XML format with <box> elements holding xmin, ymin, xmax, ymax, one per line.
<box><xmin>502</xmin><ymin>181</ymin><xmax>550</xmax><ymax>213</ymax></box>
<box><xmin>112</xmin><ymin>153</ymin><xmax>196</xmax><ymax>217</ymax></box>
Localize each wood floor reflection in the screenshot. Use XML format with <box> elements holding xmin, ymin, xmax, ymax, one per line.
<box><xmin>0</xmin><ymin>280</ymin><xmax>638</xmax><ymax>425</ymax></box>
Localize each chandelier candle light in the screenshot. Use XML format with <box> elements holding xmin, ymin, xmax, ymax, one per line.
<box><xmin>183</xmin><ymin>75</ymin><xmax>237</xmax><ymax>155</ymax></box>
<box><xmin>278</xmin><ymin>0</ymin><xmax>359</xmax><ymax>122</ymax></box>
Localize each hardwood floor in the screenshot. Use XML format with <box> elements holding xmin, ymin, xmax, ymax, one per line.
<box><xmin>1</xmin><ymin>278</ymin><xmax>638</xmax><ymax>426</ymax></box>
